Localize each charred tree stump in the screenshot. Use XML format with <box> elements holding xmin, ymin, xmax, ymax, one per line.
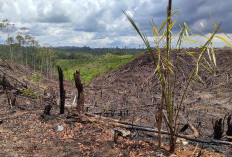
<box><xmin>43</xmin><ymin>105</ymin><xmax>52</xmax><ymax>115</ymax></box>
<box><xmin>226</xmin><ymin>115</ymin><xmax>232</xmax><ymax>141</ymax></box>
<box><xmin>74</xmin><ymin>70</ymin><xmax>84</xmax><ymax>114</ymax></box>
<box><xmin>57</xmin><ymin>66</ymin><xmax>65</xmax><ymax>114</ymax></box>
<box><xmin>213</xmin><ymin>118</ymin><xmax>224</xmax><ymax>139</ymax></box>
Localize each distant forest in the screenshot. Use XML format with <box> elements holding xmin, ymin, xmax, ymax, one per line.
<box><xmin>54</xmin><ymin>46</ymin><xmax>145</xmax><ymax>59</ymax></box>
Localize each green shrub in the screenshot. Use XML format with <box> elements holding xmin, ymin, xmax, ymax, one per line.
<box><xmin>30</xmin><ymin>72</ymin><xmax>41</xmax><ymax>83</ymax></box>
<box><xmin>22</xmin><ymin>88</ymin><xmax>37</xmax><ymax>98</ymax></box>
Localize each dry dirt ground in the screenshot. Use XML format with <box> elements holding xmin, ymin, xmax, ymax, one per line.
<box><xmin>0</xmin><ymin>48</ymin><xmax>231</xmax><ymax>156</ymax></box>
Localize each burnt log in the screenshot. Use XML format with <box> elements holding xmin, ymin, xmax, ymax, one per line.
<box><xmin>57</xmin><ymin>66</ymin><xmax>65</xmax><ymax>114</ymax></box>
<box><xmin>74</xmin><ymin>70</ymin><xmax>84</xmax><ymax>114</ymax></box>
<box><xmin>88</xmin><ymin>114</ymin><xmax>232</xmax><ymax>145</ymax></box>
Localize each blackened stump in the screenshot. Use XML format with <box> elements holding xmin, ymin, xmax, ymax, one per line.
<box><xmin>57</xmin><ymin>66</ymin><xmax>65</xmax><ymax>114</ymax></box>
<box><xmin>213</xmin><ymin>118</ymin><xmax>224</xmax><ymax>139</ymax></box>
<box><xmin>74</xmin><ymin>70</ymin><xmax>84</xmax><ymax>114</ymax></box>
<box><xmin>226</xmin><ymin>115</ymin><xmax>232</xmax><ymax>141</ymax></box>
<box><xmin>43</xmin><ymin>105</ymin><xmax>52</xmax><ymax>115</ymax></box>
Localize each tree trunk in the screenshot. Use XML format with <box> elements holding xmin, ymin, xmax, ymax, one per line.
<box><xmin>25</xmin><ymin>47</ymin><xmax>27</xmax><ymax>66</ymax></box>
<box><xmin>169</xmin><ymin>129</ymin><xmax>176</xmax><ymax>153</ymax></box>
<box><xmin>46</xmin><ymin>56</ymin><xmax>49</xmax><ymax>78</ymax></box>
<box><xmin>74</xmin><ymin>70</ymin><xmax>84</xmax><ymax>114</ymax></box>
<box><xmin>33</xmin><ymin>55</ymin><xmax>35</xmax><ymax>71</ymax></box>
<box><xmin>21</xmin><ymin>45</ymin><xmax>23</xmax><ymax>64</ymax></box>
<box><xmin>57</xmin><ymin>66</ymin><xmax>65</xmax><ymax>114</ymax></box>
<box><xmin>11</xmin><ymin>46</ymin><xmax>14</xmax><ymax>61</ymax></box>
<box><xmin>49</xmin><ymin>54</ymin><xmax>52</xmax><ymax>78</ymax></box>
<box><xmin>41</xmin><ymin>59</ymin><xmax>43</xmax><ymax>74</ymax></box>
<box><xmin>9</xmin><ymin>45</ymin><xmax>12</xmax><ymax>61</ymax></box>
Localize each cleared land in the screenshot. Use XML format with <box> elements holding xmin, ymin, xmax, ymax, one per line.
<box><xmin>0</xmin><ymin>48</ymin><xmax>232</xmax><ymax>156</ymax></box>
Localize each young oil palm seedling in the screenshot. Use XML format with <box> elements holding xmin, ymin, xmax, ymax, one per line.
<box><xmin>124</xmin><ymin>0</ymin><xmax>232</xmax><ymax>153</ymax></box>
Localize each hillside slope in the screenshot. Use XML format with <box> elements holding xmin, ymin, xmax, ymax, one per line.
<box><xmin>0</xmin><ymin>49</ymin><xmax>230</xmax><ymax>156</ymax></box>
<box><xmin>85</xmin><ymin>47</ymin><xmax>232</xmax><ymax>155</ymax></box>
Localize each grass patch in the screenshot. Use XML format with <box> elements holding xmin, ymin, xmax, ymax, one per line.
<box><xmin>56</xmin><ymin>52</ymin><xmax>143</xmax><ymax>83</ymax></box>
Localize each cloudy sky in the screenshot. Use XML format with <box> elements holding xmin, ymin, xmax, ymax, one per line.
<box><xmin>0</xmin><ymin>0</ymin><xmax>231</xmax><ymax>48</ymax></box>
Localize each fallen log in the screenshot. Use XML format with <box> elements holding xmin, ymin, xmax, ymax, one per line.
<box><xmin>86</xmin><ymin>114</ymin><xmax>232</xmax><ymax>145</ymax></box>
<box><xmin>115</xmin><ymin>122</ymin><xmax>232</xmax><ymax>145</ymax></box>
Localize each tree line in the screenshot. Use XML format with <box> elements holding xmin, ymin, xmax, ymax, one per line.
<box><xmin>0</xmin><ymin>19</ymin><xmax>56</xmax><ymax>78</ymax></box>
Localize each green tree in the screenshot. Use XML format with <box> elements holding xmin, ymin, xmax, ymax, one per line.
<box><xmin>1</xmin><ymin>19</ymin><xmax>16</xmax><ymax>61</ymax></box>
<box><xmin>31</xmin><ymin>38</ymin><xmax>39</xmax><ymax>71</ymax></box>
<box><xmin>6</xmin><ymin>37</ymin><xmax>15</xmax><ymax>61</ymax></box>
<box><xmin>24</xmin><ymin>34</ymin><xmax>32</xmax><ymax>66</ymax></box>
<box><xmin>1</xmin><ymin>19</ymin><xmax>16</xmax><ymax>38</ymax></box>
<box><xmin>16</xmin><ymin>34</ymin><xmax>24</xmax><ymax>63</ymax></box>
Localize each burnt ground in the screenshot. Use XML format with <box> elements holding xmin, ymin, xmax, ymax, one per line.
<box><xmin>85</xmin><ymin>47</ymin><xmax>232</xmax><ymax>155</ymax></box>
<box><xmin>0</xmin><ymin>48</ymin><xmax>231</xmax><ymax>156</ymax></box>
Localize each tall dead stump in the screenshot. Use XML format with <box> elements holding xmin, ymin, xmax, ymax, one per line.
<box><xmin>74</xmin><ymin>70</ymin><xmax>84</xmax><ymax>114</ymax></box>
<box><xmin>57</xmin><ymin>66</ymin><xmax>65</xmax><ymax>114</ymax></box>
<box><xmin>213</xmin><ymin>118</ymin><xmax>224</xmax><ymax>139</ymax></box>
<box><xmin>226</xmin><ymin>115</ymin><xmax>232</xmax><ymax>141</ymax></box>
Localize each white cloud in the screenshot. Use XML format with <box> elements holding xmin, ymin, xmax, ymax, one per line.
<box><xmin>0</xmin><ymin>0</ymin><xmax>231</xmax><ymax>47</ymax></box>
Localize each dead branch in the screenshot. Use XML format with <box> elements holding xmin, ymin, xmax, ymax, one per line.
<box><xmin>86</xmin><ymin>114</ymin><xmax>232</xmax><ymax>145</ymax></box>
<box><xmin>0</xmin><ymin>67</ymin><xmax>26</xmax><ymax>89</ymax></box>
<box><xmin>0</xmin><ymin>59</ymin><xmax>14</xmax><ymax>71</ymax></box>
<box><xmin>0</xmin><ymin>73</ymin><xmax>23</xmax><ymax>93</ymax></box>
<box><xmin>188</xmin><ymin>121</ymin><xmax>199</xmax><ymax>138</ymax></box>
<box><xmin>116</xmin><ymin>122</ymin><xmax>232</xmax><ymax>145</ymax></box>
